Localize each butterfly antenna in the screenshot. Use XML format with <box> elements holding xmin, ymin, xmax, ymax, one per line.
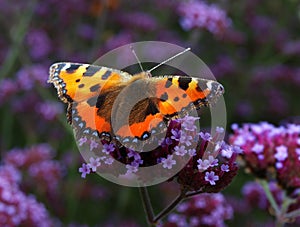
<box><xmin>147</xmin><ymin>47</ymin><xmax>191</xmax><ymax>73</ymax></box>
<box><xmin>130</xmin><ymin>46</ymin><xmax>145</xmax><ymax>72</ymax></box>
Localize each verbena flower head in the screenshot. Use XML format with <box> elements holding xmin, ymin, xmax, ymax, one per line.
<box><xmin>4</xmin><ymin>144</ymin><xmax>63</xmax><ymax>195</ymax></box>
<box><xmin>164</xmin><ymin>193</ymin><xmax>233</xmax><ymax>227</ymax></box>
<box><xmin>0</xmin><ymin>164</ymin><xmax>54</xmax><ymax>226</ymax></box>
<box><xmin>230</xmin><ymin>122</ymin><xmax>300</xmax><ymax>193</ymax></box>
<box><xmin>78</xmin><ymin>115</ymin><xmax>238</xmax><ymax>193</ymax></box>
<box><xmin>178</xmin><ymin>1</ymin><xmax>231</xmax><ymax>36</ymax></box>
<box><xmin>242</xmin><ymin>181</ymin><xmax>283</xmax><ymax>211</ymax></box>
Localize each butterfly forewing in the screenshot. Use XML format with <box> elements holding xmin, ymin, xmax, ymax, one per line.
<box><xmin>48</xmin><ymin>63</ymin><xmax>224</xmax><ymax>146</ymax></box>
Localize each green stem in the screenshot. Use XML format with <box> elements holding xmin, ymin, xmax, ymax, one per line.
<box><xmin>139</xmin><ymin>187</ymin><xmax>155</xmax><ymax>226</ymax></box>
<box><xmin>153</xmin><ymin>187</ymin><xmax>188</xmax><ymax>223</ymax></box>
<box><xmin>0</xmin><ymin>0</ymin><xmax>37</xmax><ymax>80</ymax></box>
<box><xmin>259</xmin><ymin>180</ymin><xmax>281</xmax><ymax>215</ymax></box>
<box><xmin>185</xmin><ymin>189</ymin><xmax>204</xmax><ymax>198</ymax></box>
<box><xmin>285</xmin><ymin>208</ymin><xmax>300</xmax><ymax>219</ymax></box>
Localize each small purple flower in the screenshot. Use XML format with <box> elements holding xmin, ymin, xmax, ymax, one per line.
<box><xmin>171</xmin><ymin>128</ymin><xmax>181</xmax><ymax>141</ymax></box>
<box><xmin>207</xmin><ymin>155</ymin><xmax>218</xmax><ymax>167</ymax></box>
<box><xmin>179</xmin><ymin>132</ymin><xmax>193</xmax><ymax>146</ymax></box>
<box><xmin>102</xmin><ymin>143</ymin><xmax>115</xmax><ymax>154</ymax></box>
<box><xmin>126</xmin><ymin>164</ymin><xmax>138</xmax><ymax>174</ymax></box>
<box><xmin>274</xmin><ymin>145</ymin><xmax>288</xmax><ymax>161</ymax></box>
<box><xmin>205</xmin><ymin>171</ymin><xmax>219</xmax><ymax>185</ymax></box>
<box><xmin>296</xmin><ymin>148</ymin><xmax>300</xmax><ymax>160</ymax></box>
<box><xmin>221</xmin><ymin>164</ymin><xmax>230</xmax><ymax>172</ymax></box>
<box><xmin>252</xmin><ymin>144</ymin><xmax>264</xmax><ymax>154</ymax></box>
<box><xmin>78</xmin><ymin>137</ymin><xmax>87</xmax><ymax>146</ymax></box>
<box><xmin>159</xmin><ymin>137</ymin><xmax>173</xmax><ymax>147</ymax></box>
<box><xmin>174</xmin><ymin>145</ymin><xmax>187</xmax><ymax>156</ymax></box>
<box><xmin>221</xmin><ymin>145</ymin><xmax>234</xmax><ymax>158</ymax></box>
<box><xmin>276</xmin><ymin>162</ymin><xmax>283</xmax><ymax>169</ymax></box>
<box><xmin>197</xmin><ymin>159</ymin><xmax>210</xmax><ymax>171</ymax></box>
<box><xmin>78</xmin><ymin>163</ymin><xmax>91</xmax><ymax>178</ymax></box>
<box><xmin>89</xmin><ymin>140</ymin><xmax>99</xmax><ymax>151</ymax></box>
<box><xmin>161</xmin><ymin>155</ymin><xmax>176</xmax><ymax>169</ymax></box>
<box><xmin>104</xmin><ymin>157</ymin><xmax>114</xmax><ymax>165</ymax></box>
<box><xmin>88</xmin><ymin>157</ymin><xmax>101</xmax><ymax>172</ymax></box>
<box><xmin>188</xmin><ymin>148</ymin><xmax>196</xmax><ymax>156</ymax></box>
<box><xmin>128</xmin><ymin>149</ymin><xmax>141</xmax><ymax>161</ymax></box>
<box><xmin>132</xmin><ymin>159</ymin><xmax>143</xmax><ymax>166</ymax></box>
<box><xmin>199</xmin><ymin>132</ymin><xmax>212</xmax><ymax>141</ymax></box>
<box><xmin>180</xmin><ymin>115</ymin><xmax>199</xmax><ymax>132</ymax></box>
<box><xmin>216</xmin><ymin>126</ymin><xmax>224</xmax><ymax>134</ymax></box>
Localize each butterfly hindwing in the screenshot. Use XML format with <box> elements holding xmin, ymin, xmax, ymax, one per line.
<box><xmin>110</xmin><ymin>73</ymin><xmax>224</xmax><ymax>142</ymax></box>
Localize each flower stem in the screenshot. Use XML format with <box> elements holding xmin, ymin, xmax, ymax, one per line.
<box><xmin>185</xmin><ymin>189</ymin><xmax>203</xmax><ymax>198</ymax></box>
<box><xmin>259</xmin><ymin>180</ymin><xmax>294</xmax><ymax>227</ymax></box>
<box><xmin>259</xmin><ymin>180</ymin><xmax>281</xmax><ymax>215</ymax></box>
<box><xmin>285</xmin><ymin>208</ymin><xmax>300</xmax><ymax>219</ymax></box>
<box><xmin>139</xmin><ymin>187</ymin><xmax>155</xmax><ymax>226</ymax></box>
<box><xmin>0</xmin><ymin>0</ymin><xmax>37</xmax><ymax>80</ymax></box>
<box><xmin>153</xmin><ymin>187</ymin><xmax>188</xmax><ymax>223</ymax></box>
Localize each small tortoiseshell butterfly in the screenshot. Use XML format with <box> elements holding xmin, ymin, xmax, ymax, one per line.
<box><xmin>48</xmin><ymin>61</ymin><xmax>224</xmax><ymax>148</ymax></box>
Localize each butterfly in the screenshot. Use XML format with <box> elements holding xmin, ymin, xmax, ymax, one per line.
<box><xmin>48</xmin><ymin>62</ymin><xmax>224</xmax><ymax>148</ymax></box>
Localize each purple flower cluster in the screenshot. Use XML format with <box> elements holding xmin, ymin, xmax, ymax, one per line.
<box><xmin>4</xmin><ymin>144</ymin><xmax>63</xmax><ymax>195</ymax></box>
<box><xmin>242</xmin><ymin>181</ymin><xmax>283</xmax><ymax>211</ymax></box>
<box><xmin>174</xmin><ymin>128</ymin><xmax>239</xmax><ymax>193</ymax></box>
<box><xmin>164</xmin><ymin>193</ymin><xmax>233</xmax><ymax>227</ymax></box>
<box><xmin>78</xmin><ymin>115</ymin><xmax>238</xmax><ymax>194</ymax></box>
<box><xmin>230</xmin><ymin>122</ymin><xmax>300</xmax><ymax>192</ymax></box>
<box><xmin>0</xmin><ymin>164</ymin><xmax>54</xmax><ymax>227</ymax></box>
<box><xmin>178</xmin><ymin>1</ymin><xmax>231</xmax><ymax>36</ymax></box>
<box><xmin>77</xmin><ymin>115</ymin><xmax>201</xmax><ymax>178</ymax></box>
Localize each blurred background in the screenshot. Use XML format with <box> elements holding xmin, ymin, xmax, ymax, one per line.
<box><xmin>0</xmin><ymin>0</ymin><xmax>299</xmax><ymax>226</ymax></box>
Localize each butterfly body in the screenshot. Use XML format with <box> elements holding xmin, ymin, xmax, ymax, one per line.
<box><xmin>48</xmin><ymin>62</ymin><xmax>224</xmax><ymax>147</ymax></box>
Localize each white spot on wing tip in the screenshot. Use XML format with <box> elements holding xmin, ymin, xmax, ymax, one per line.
<box><xmin>207</xmin><ymin>81</ymin><xmax>213</xmax><ymax>90</ymax></box>
<box><xmin>61</xmin><ymin>63</ymin><xmax>71</xmax><ymax>71</ymax></box>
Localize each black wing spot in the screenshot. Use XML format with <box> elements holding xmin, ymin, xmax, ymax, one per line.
<box><xmin>101</xmin><ymin>71</ymin><xmax>112</xmax><ymax>80</ymax></box>
<box><xmin>182</xmin><ymin>93</ymin><xmax>187</xmax><ymax>98</ymax></box>
<box><xmin>173</xmin><ymin>96</ymin><xmax>179</xmax><ymax>102</ymax></box>
<box><xmin>87</xmin><ymin>96</ymin><xmax>98</xmax><ymax>107</ymax></box>
<box><xmin>196</xmin><ymin>81</ymin><xmax>207</xmax><ymax>92</ymax></box>
<box><xmin>66</xmin><ymin>64</ymin><xmax>80</xmax><ymax>73</ymax></box>
<box><xmin>78</xmin><ymin>84</ymin><xmax>84</xmax><ymax>88</ymax></box>
<box><xmin>75</xmin><ymin>79</ymin><xmax>80</xmax><ymax>83</ymax></box>
<box><xmin>90</xmin><ymin>84</ymin><xmax>100</xmax><ymax>92</ymax></box>
<box><xmin>178</xmin><ymin>77</ymin><xmax>192</xmax><ymax>91</ymax></box>
<box><xmin>160</xmin><ymin>92</ymin><xmax>168</xmax><ymax>101</ymax></box>
<box><xmin>83</xmin><ymin>65</ymin><xmax>101</xmax><ymax>77</ymax></box>
<box><xmin>165</xmin><ymin>78</ymin><xmax>173</xmax><ymax>88</ymax></box>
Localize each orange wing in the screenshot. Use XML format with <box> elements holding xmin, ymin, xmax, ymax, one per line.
<box><xmin>49</xmin><ymin>64</ymin><xmax>224</xmax><ymax>148</ymax></box>
<box><xmin>110</xmin><ymin>73</ymin><xmax>224</xmax><ymax>145</ymax></box>
<box><xmin>48</xmin><ymin>62</ymin><xmax>132</xmax><ymax>139</ymax></box>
